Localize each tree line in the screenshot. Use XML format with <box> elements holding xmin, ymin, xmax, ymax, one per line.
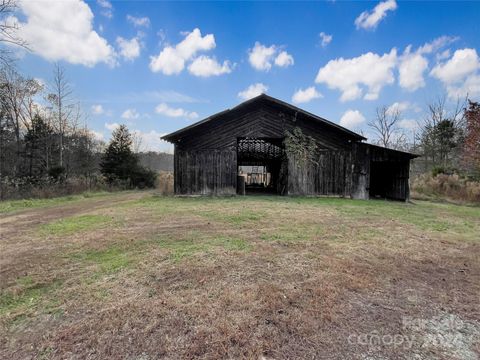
<box><xmin>367</xmin><ymin>96</ymin><xmax>480</xmax><ymax>179</ymax></box>
<box><xmin>0</xmin><ymin>62</ymin><xmax>164</xmax><ymax>199</ymax></box>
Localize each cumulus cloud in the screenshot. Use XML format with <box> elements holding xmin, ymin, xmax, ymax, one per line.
<box><xmin>105</xmin><ymin>122</ymin><xmax>120</xmax><ymax>131</ymax></box>
<box><xmin>430</xmin><ymin>48</ymin><xmax>480</xmax><ymax>99</ymax></box>
<box><xmin>315</xmin><ymin>49</ymin><xmax>397</xmax><ymax>101</ymax></box>
<box><xmin>149</xmin><ymin>28</ymin><xmax>230</xmax><ymax>76</ymax></box>
<box><xmin>91</xmin><ymin>104</ymin><xmax>104</xmax><ymax>115</ymax></box>
<box><xmin>355</xmin><ymin>0</ymin><xmax>397</xmax><ymax>30</ymax></box>
<box><xmin>188</xmin><ymin>56</ymin><xmax>233</xmax><ymax>77</ymax></box>
<box><xmin>397</xmin><ymin>36</ymin><xmax>458</xmax><ymax>92</ymax></box>
<box><xmin>121</xmin><ymin>108</ymin><xmax>140</xmax><ymax>120</ymax></box>
<box><xmin>238</xmin><ymin>83</ymin><xmax>268</xmax><ymax>100</ymax></box>
<box><xmin>155</xmin><ymin>103</ymin><xmax>198</xmax><ymax>119</ymax></box>
<box><xmin>319</xmin><ymin>32</ymin><xmax>332</xmax><ymax>47</ymax></box>
<box><xmin>9</xmin><ymin>0</ymin><xmax>116</xmax><ymax>67</ymax></box>
<box><xmin>274</xmin><ymin>51</ymin><xmax>294</xmax><ymax>67</ymax></box>
<box><xmin>399</xmin><ymin>49</ymin><xmax>428</xmax><ymax>92</ymax></box>
<box><xmin>248</xmin><ymin>42</ymin><xmax>294</xmax><ymax>71</ymax></box>
<box><xmin>126</xmin><ymin>15</ymin><xmax>150</xmax><ymax>28</ymax></box>
<box><xmin>116</xmin><ymin>36</ymin><xmax>141</xmax><ymax>61</ymax></box>
<box><xmin>387</xmin><ymin>101</ymin><xmax>411</xmax><ymax>115</ymax></box>
<box><xmin>292</xmin><ymin>87</ymin><xmax>323</xmax><ymax>104</ymax></box>
<box><xmin>430</xmin><ymin>48</ymin><xmax>480</xmax><ymax>84</ymax></box>
<box><xmin>339</xmin><ymin>110</ymin><xmax>366</xmax><ymax>129</ymax></box>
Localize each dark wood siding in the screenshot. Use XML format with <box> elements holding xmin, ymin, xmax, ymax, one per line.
<box><xmin>288</xmin><ymin>150</ymin><xmax>351</xmax><ymax>196</ymax></box>
<box><xmin>174</xmin><ymin>147</ymin><xmax>237</xmax><ymax>195</ymax></box>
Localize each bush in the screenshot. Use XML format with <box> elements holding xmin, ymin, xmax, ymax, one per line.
<box><xmin>131</xmin><ymin>166</ymin><xmax>157</xmax><ymax>189</ymax></box>
<box><xmin>411</xmin><ymin>173</ymin><xmax>480</xmax><ymax>203</ymax></box>
<box><xmin>0</xmin><ymin>175</ymin><xmax>109</xmax><ymax>200</ymax></box>
<box><xmin>156</xmin><ymin>171</ymin><xmax>174</xmax><ymax>195</ymax></box>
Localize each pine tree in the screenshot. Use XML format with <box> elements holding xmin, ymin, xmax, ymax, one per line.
<box><xmin>100</xmin><ymin>125</ymin><xmax>138</xmax><ymax>185</ymax></box>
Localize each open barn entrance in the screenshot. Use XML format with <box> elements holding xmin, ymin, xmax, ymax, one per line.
<box><xmin>369</xmin><ymin>160</ymin><xmax>409</xmax><ymax>200</ymax></box>
<box><xmin>237</xmin><ymin>137</ymin><xmax>286</xmax><ymax>195</ymax></box>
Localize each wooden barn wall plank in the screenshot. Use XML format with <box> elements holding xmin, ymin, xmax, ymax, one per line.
<box><xmin>174</xmin><ymin>148</ymin><xmax>236</xmax><ymax>195</ymax></box>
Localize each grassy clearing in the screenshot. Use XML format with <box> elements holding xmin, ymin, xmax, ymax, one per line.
<box><xmin>0</xmin><ymin>191</ymin><xmax>111</xmax><ymax>214</ymax></box>
<box><xmin>39</xmin><ymin>214</ymin><xmax>114</xmax><ymax>236</ymax></box>
<box><xmin>1</xmin><ymin>192</ymin><xmax>479</xmax><ymax>359</ymax></box>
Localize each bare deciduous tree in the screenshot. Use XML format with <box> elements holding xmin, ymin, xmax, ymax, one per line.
<box><xmin>368</xmin><ymin>105</ymin><xmax>406</xmax><ymax>150</ymax></box>
<box><xmin>48</xmin><ymin>64</ymin><xmax>74</xmax><ymax>168</ymax></box>
<box><xmin>418</xmin><ymin>95</ymin><xmax>466</xmax><ymax>169</ymax></box>
<box><xmin>0</xmin><ymin>0</ymin><xmax>28</xmax><ymax>65</ymax></box>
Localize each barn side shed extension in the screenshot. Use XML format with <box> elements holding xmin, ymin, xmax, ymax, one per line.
<box><xmin>162</xmin><ymin>94</ymin><xmax>418</xmax><ymax>201</ymax></box>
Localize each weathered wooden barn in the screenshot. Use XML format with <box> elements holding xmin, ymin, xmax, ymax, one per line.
<box><xmin>162</xmin><ymin>94</ymin><xmax>418</xmax><ymax>200</ymax></box>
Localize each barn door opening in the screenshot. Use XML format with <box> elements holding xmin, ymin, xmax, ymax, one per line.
<box><xmin>369</xmin><ymin>160</ymin><xmax>407</xmax><ymax>200</ymax></box>
<box><xmin>237</xmin><ymin>137</ymin><xmax>286</xmax><ymax>195</ymax></box>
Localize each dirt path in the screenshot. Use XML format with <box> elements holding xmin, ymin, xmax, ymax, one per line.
<box><xmin>0</xmin><ymin>191</ymin><xmax>149</xmax><ymax>240</ymax></box>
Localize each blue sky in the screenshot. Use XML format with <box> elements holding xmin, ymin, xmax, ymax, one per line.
<box><xmin>10</xmin><ymin>0</ymin><xmax>480</xmax><ymax>152</ymax></box>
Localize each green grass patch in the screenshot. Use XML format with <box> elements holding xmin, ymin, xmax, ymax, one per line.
<box><xmin>70</xmin><ymin>246</ymin><xmax>131</xmax><ymax>274</ymax></box>
<box><xmin>0</xmin><ymin>191</ymin><xmax>110</xmax><ymax>214</ymax></box>
<box><xmin>40</xmin><ymin>214</ymin><xmax>113</xmax><ymax>236</ymax></box>
<box><xmin>0</xmin><ymin>277</ymin><xmax>62</xmax><ymax>317</ymax></box>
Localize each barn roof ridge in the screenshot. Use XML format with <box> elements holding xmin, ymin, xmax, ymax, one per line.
<box><xmin>161</xmin><ymin>93</ymin><xmax>367</xmax><ymax>142</ymax></box>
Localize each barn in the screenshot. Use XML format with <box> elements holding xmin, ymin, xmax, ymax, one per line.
<box><xmin>162</xmin><ymin>94</ymin><xmax>418</xmax><ymax>200</ymax></box>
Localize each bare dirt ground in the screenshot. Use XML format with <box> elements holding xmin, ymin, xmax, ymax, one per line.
<box><xmin>0</xmin><ymin>191</ymin><xmax>479</xmax><ymax>359</ymax></box>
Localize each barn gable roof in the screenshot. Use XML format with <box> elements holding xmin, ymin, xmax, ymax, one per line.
<box><xmin>162</xmin><ymin>94</ymin><xmax>367</xmax><ymax>143</ymax></box>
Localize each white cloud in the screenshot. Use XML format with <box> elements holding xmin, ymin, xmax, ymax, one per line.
<box><xmin>315</xmin><ymin>49</ymin><xmax>397</xmax><ymax>101</ymax></box>
<box><xmin>248</xmin><ymin>42</ymin><xmax>294</xmax><ymax>71</ymax></box>
<box><xmin>126</xmin><ymin>15</ymin><xmax>150</xmax><ymax>28</ymax></box>
<box><xmin>131</xmin><ymin>130</ymin><xmax>173</xmax><ymax>153</ymax></box>
<box><xmin>155</xmin><ymin>103</ymin><xmax>198</xmax><ymax>119</ymax></box>
<box><xmin>91</xmin><ymin>104</ymin><xmax>104</xmax><ymax>115</ymax></box>
<box><xmin>430</xmin><ymin>48</ymin><xmax>480</xmax><ymax>99</ymax></box>
<box><xmin>444</xmin><ymin>74</ymin><xmax>480</xmax><ymax>100</ymax></box>
<box><xmin>248</xmin><ymin>42</ymin><xmax>276</xmax><ymax>71</ymax></box>
<box><xmin>149</xmin><ymin>28</ymin><xmax>219</xmax><ymax>75</ymax></box>
<box><xmin>397</xmin><ymin>36</ymin><xmax>458</xmax><ymax>92</ymax></box>
<box><xmin>121</xmin><ymin>108</ymin><xmax>140</xmax><ymax>120</ymax></box>
<box><xmin>97</xmin><ymin>0</ymin><xmax>113</xmax><ymax>19</ymax></box>
<box><xmin>430</xmin><ymin>48</ymin><xmax>480</xmax><ymax>84</ymax></box>
<box><xmin>398</xmin><ymin>119</ymin><xmax>419</xmax><ymax>131</ymax></box>
<box><xmin>417</xmin><ymin>35</ymin><xmax>458</xmax><ymax>55</ymax></box>
<box><xmin>238</xmin><ymin>83</ymin><xmax>268</xmax><ymax>100</ymax></box>
<box><xmin>90</xmin><ymin>130</ymin><xmax>105</xmax><ymax>141</ymax></box>
<box><xmin>103</xmin><ymin>125</ymin><xmax>172</xmax><ymax>152</ymax></box>
<box><xmin>188</xmin><ymin>56</ymin><xmax>233</xmax><ymax>77</ymax></box>
<box><xmin>355</xmin><ymin>0</ymin><xmax>397</xmax><ymax>30</ymax></box>
<box><xmin>437</xmin><ymin>49</ymin><xmax>451</xmax><ymax>61</ymax></box>
<box><xmin>10</xmin><ymin>0</ymin><xmax>116</xmax><ymax>67</ymax></box>
<box><xmin>319</xmin><ymin>32</ymin><xmax>332</xmax><ymax>47</ymax></box>
<box><xmin>339</xmin><ymin>110</ymin><xmax>366</xmax><ymax>129</ymax></box>
<box><xmin>399</xmin><ymin>49</ymin><xmax>428</xmax><ymax>91</ymax></box>
<box><xmin>105</xmin><ymin>122</ymin><xmax>120</xmax><ymax>131</ymax></box>
<box><xmin>274</xmin><ymin>51</ymin><xmax>294</xmax><ymax>67</ymax></box>
<box><xmin>292</xmin><ymin>87</ymin><xmax>323</xmax><ymax>104</ymax></box>
<box><xmin>116</xmin><ymin>36</ymin><xmax>141</xmax><ymax>61</ymax></box>
<box><xmin>387</xmin><ymin>101</ymin><xmax>410</xmax><ymax>115</ymax></box>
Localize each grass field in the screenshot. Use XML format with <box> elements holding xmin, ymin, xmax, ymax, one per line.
<box><xmin>1</xmin><ymin>191</ymin><xmax>479</xmax><ymax>359</ymax></box>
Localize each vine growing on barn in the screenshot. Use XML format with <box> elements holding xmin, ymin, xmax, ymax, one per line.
<box><xmin>284</xmin><ymin>127</ymin><xmax>318</xmax><ymax>165</ymax></box>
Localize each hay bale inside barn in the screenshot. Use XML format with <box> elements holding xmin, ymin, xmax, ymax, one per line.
<box><xmin>162</xmin><ymin>94</ymin><xmax>418</xmax><ymax>200</ymax></box>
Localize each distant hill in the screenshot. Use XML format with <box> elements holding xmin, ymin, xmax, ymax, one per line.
<box><xmin>138</xmin><ymin>152</ymin><xmax>173</xmax><ymax>172</ymax></box>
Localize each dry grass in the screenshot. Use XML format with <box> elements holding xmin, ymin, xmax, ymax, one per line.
<box><xmin>0</xmin><ymin>192</ymin><xmax>479</xmax><ymax>359</ymax></box>
<box><xmin>412</xmin><ymin>173</ymin><xmax>480</xmax><ymax>204</ymax></box>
